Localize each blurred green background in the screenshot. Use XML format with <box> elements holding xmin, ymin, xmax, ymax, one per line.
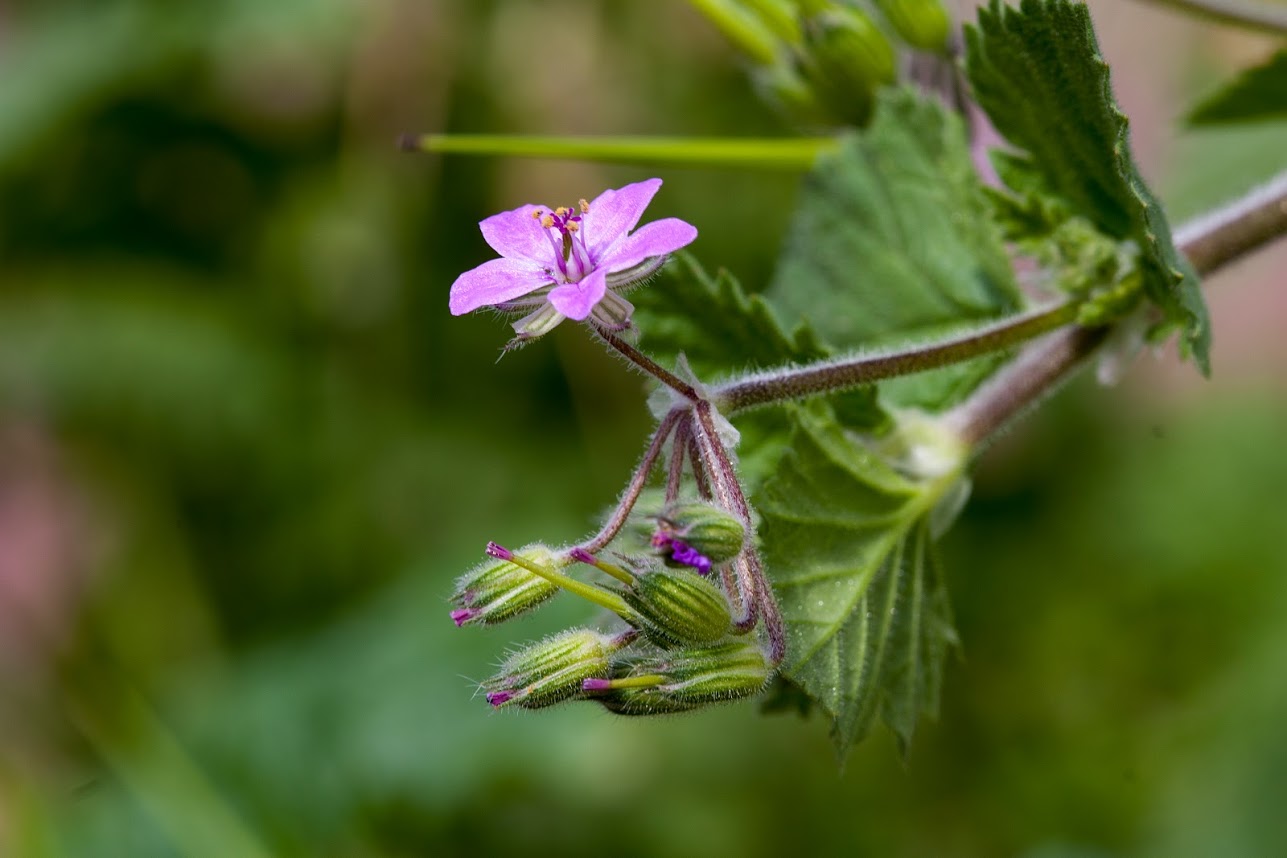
<box><xmin>1</xmin><ymin>1</ymin><xmax>1285</xmax><ymax>855</ymax></box>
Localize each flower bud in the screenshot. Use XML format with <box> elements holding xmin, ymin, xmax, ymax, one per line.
<box><xmin>622</xmin><ymin>569</ymin><xmax>734</xmax><ymax>646</ymax></box>
<box><xmin>591</xmin><ymin>641</ymin><xmax>774</xmax><ymax>715</ymax></box>
<box><xmin>450</xmin><ymin>543</ymin><xmax>559</xmax><ymax>627</ymax></box>
<box><xmin>483</xmin><ymin>628</ymin><xmax>629</xmax><ymax>710</ymax></box>
<box><xmin>654</xmin><ymin>501</ymin><xmax>747</xmax><ymax>568</ymax></box>
<box><xmin>800</xmin><ymin>7</ymin><xmax>896</xmax><ymax>125</ymax></box>
<box><xmin>873</xmin><ymin>0</ymin><xmax>951</xmax><ymax>53</ymax></box>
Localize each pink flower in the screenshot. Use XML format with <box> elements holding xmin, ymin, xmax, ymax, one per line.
<box><xmin>449</xmin><ymin>178</ymin><xmax>697</xmax><ymax>340</ymax></box>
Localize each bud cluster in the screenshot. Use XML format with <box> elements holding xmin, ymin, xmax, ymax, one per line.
<box><xmin>691</xmin><ymin>0</ymin><xmax>953</xmax><ymax>127</ymax></box>
<box><xmin>450</xmin><ymin>499</ymin><xmax>776</xmax><ymax>715</ymax></box>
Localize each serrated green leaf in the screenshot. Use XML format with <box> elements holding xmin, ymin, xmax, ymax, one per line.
<box><xmin>765</xmin><ymin>88</ymin><xmax>1022</xmax><ymax>410</ymax></box>
<box><xmin>964</xmin><ymin>0</ymin><xmax>1211</xmax><ymax>373</ymax></box>
<box><xmin>633</xmin><ymin>251</ymin><xmax>831</xmax><ymax>376</ymax></box>
<box><xmin>1188</xmin><ymin>48</ymin><xmax>1287</xmax><ymax>126</ymax></box>
<box><xmin>756</xmin><ymin>401</ymin><xmax>961</xmax><ymax>758</ymax></box>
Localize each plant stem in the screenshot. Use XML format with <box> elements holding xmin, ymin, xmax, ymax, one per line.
<box><xmin>1175</xmin><ymin>169</ymin><xmax>1287</xmax><ymax>276</ymax></box>
<box><xmin>592</xmin><ymin>325</ymin><xmax>701</xmax><ymax>402</ymax></box>
<box><xmin>691</xmin><ymin>402</ymin><xmax>786</xmax><ymax>663</ymax></box>
<box><xmin>713</xmin><ymin>301</ymin><xmax>1079</xmax><ymax>414</ymax></box>
<box><xmin>1133</xmin><ymin>0</ymin><xmax>1287</xmax><ymax>34</ymax></box>
<box><xmin>946</xmin><ymin>169</ymin><xmax>1287</xmax><ymax>445</ymax></box>
<box><xmin>581</xmin><ymin>409</ymin><xmax>683</xmax><ymax>553</ymax></box>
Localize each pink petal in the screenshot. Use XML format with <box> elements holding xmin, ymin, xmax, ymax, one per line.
<box><xmin>449</xmin><ymin>257</ymin><xmax>551</xmax><ymax>315</ymax></box>
<box><xmin>548</xmin><ymin>269</ymin><xmax>608</xmax><ymax>320</ymax></box>
<box><xmin>600</xmin><ymin>218</ymin><xmax>697</xmax><ymax>272</ymax></box>
<box><xmin>583</xmin><ymin>178</ymin><xmax>663</xmax><ymax>259</ymax></box>
<box><xmin>479</xmin><ymin>203</ymin><xmax>558</xmax><ymax>264</ymax></box>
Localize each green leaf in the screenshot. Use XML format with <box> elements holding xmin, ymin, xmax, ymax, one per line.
<box><xmin>1188</xmin><ymin>48</ymin><xmax>1287</xmax><ymax>126</ymax></box>
<box><xmin>756</xmin><ymin>401</ymin><xmax>962</xmax><ymax>757</ymax></box>
<box><xmin>633</xmin><ymin>251</ymin><xmax>831</xmax><ymax>377</ymax></box>
<box><xmin>765</xmin><ymin>88</ymin><xmax>1022</xmax><ymax>410</ymax></box>
<box><xmin>964</xmin><ymin>0</ymin><xmax>1211</xmax><ymax>374</ymax></box>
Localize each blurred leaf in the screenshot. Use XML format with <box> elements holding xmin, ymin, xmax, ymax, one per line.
<box><xmin>1187</xmin><ymin>48</ymin><xmax>1287</xmax><ymax>126</ymax></box>
<box><xmin>964</xmin><ymin>0</ymin><xmax>1211</xmax><ymax>373</ymax></box>
<box><xmin>765</xmin><ymin>89</ymin><xmax>1021</xmax><ymax>410</ymax></box>
<box><xmin>756</xmin><ymin>401</ymin><xmax>960</xmax><ymax>758</ymax></box>
<box><xmin>634</xmin><ymin>252</ymin><xmax>829</xmax><ymax>377</ymax></box>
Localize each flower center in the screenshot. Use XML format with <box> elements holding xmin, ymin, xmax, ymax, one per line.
<box><xmin>532</xmin><ymin>199</ymin><xmax>593</xmax><ymax>283</ymax></box>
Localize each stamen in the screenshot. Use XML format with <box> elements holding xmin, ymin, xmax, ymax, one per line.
<box><xmin>540</xmin><ymin>215</ymin><xmax>555</xmax><ymax>229</ymax></box>
<box><xmin>578</xmin><ymin>198</ymin><xmax>589</xmax><ymax>213</ymax></box>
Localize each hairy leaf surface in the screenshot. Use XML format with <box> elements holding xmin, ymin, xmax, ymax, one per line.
<box><xmin>766</xmin><ymin>89</ymin><xmax>1021</xmax><ymax>410</ymax></box>
<box><xmin>756</xmin><ymin>401</ymin><xmax>960</xmax><ymax>757</ymax></box>
<box><xmin>965</xmin><ymin>0</ymin><xmax>1211</xmax><ymax>372</ymax></box>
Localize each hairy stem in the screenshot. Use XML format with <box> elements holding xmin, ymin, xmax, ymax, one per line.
<box><xmin>947</xmin><ymin>169</ymin><xmax>1287</xmax><ymax>445</ymax></box>
<box><xmin>592</xmin><ymin>325</ymin><xmax>701</xmax><ymax>401</ymax></box>
<box><xmin>691</xmin><ymin>402</ymin><xmax>786</xmax><ymax>663</ymax></box>
<box><xmin>1134</xmin><ymin>0</ymin><xmax>1287</xmax><ymax>34</ymax></box>
<box><xmin>712</xmin><ymin>302</ymin><xmax>1079</xmax><ymax>413</ymax></box>
<box><xmin>581</xmin><ymin>409</ymin><xmax>683</xmax><ymax>553</ymax></box>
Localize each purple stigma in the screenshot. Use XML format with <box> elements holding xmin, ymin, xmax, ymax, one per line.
<box><xmin>569</xmin><ymin>547</ymin><xmax>596</xmax><ymax>565</ymax></box>
<box><xmin>582</xmin><ymin>678</ymin><xmax>613</xmax><ymax>692</ymax></box>
<box><xmin>669</xmin><ymin>541</ymin><xmax>712</xmax><ymax>575</ymax></box>
<box><xmin>450</xmin><ymin>608</ymin><xmax>476</xmax><ymax>627</ymax></box>
<box><xmin>486</xmin><ymin>690</ymin><xmax>515</xmax><ymax>707</ymax></box>
<box><xmin>485</xmin><ymin>541</ymin><xmax>513</xmax><ymax>561</ymax></box>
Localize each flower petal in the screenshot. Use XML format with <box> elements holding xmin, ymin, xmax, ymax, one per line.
<box><xmin>547</xmin><ymin>268</ymin><xmax>608</xmax><ymax>320</ymax></box>
<box><xmin>599</xmin><ymin>218</ymin><xmax>698</xmax><ymax>273</ymax></box>
<box><xmin>583</xmin><ymin>178</ymin><xmax>663</xmax><ymax>259</ymax></box>
<box><xmin>449</xmin><ymin>257</ymin><xmax>552</xmax><ymax>315</ymax></box>
<box><xmin>479</xmin><ymin>203</ymin><xmax>558</xmax><ymax>264</ymax></box>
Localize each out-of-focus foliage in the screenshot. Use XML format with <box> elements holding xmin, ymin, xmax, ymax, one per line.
<box><xmin>0</xmin><ymin>1</ymin><xmax>1285</xmax><ymax>857</ymax></box>
<box><xmin>1187</xmin><ymin>47</ymin><xmax>1287</xmax><ymax>125</ymax></box>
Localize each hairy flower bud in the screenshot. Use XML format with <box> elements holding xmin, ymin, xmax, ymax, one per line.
<box><xmin>873</xmin><ymin>0</ymin><xmax>950</xmax><ymax>52</ymax></box>
<box><xmin>450</xmin><ymin>543</ymin><xmax>559</xmax><ymax>627</ymax></box>
<box><xmin>483</xmin><ymin>628</ymin><xmax>632</xmax><ymax>710</ymax></box>
<box><xmin>622</xmin><ymin>569</ymin><xmax>734</xmax><ymax>646</ymax></box>
<box><xmin>589</xmin><ymin>641</ymin><xmax>774</xmax><ymax>715</ymax></box>
<box><xmin>654</xmin><ymin>501</ymin><xmax>747</xmax><ymax>568</ymax></box>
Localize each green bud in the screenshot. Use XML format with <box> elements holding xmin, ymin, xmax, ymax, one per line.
<box><xmin>450</xmin><ymin>543</ymin><xmax>559</xmax><ymax>627</ymax></box>
<box><xmin>655</xmin><ymin>501</ymin><xmax>747</xmax><ymax>567</ymax></box>
<box><xmin>800</xmin><ymin>7</ymin><xmax>896</xmax><ymax>125</ymax></box>
<box><xmin>483</xmin><ymin>628</ymin><xmax>626</xmax><ymax>710</ymax></box>
<box><xmin>873</xmin><ymin>0</ymin><xmax>951</xmax><ymax>52</ymax></box>
<box><xmin>594</xmin><ymin>641</ymin><xmax>774</xmax><ymax>715</ymax></box>
<box><xmin>623</xmin><ymin>569</ymin><xmax>733</xmax><ymax>646</ymax></box>
<box><xmin>741</xmin><ymin>0</ymin><xmax>803</xmax><ymax>46</ymax></box>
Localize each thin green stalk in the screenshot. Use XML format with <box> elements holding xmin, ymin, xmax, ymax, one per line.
<box><xmin>399</xmin><ymin>134</ymin><xmax>833</xmax><ymax>170</ymax></box>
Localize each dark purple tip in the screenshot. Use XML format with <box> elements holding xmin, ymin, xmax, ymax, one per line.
<box><xmin>582</xmin><ymin>678</ymin><xmax>613</xmax><ymax>692</ymax></box>
<box><xmin>670</xmin><ymin>541</ymin><xmax>712</xmax><ymax>576</ymax></box>
<box><xmin>486</xmin><ymin>690</ymin><xmax>515</xmax><ymax>707</ymax></box>
<box><xmin>450</xmin><ymin>608</ymin><xmax>475</xmax><ymax>627</ymax></box>
<box><xmin>485</xmin><ymin>541</ymin><xmax>513</xmax><ymax>561</ymax></box>
<box><xmin>396</xmin><ymin>133</ymin><xmax>420</xmax><ymax>152</ymax></box>
<box><xmin>569</xmin><ymin>547</ymin><xmax>596</xmax><ymax>565</ymax></box>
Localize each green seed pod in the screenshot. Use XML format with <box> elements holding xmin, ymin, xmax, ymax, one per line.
<box><xmin>800</xmin><ymin>7</ymin><xmax>896</xmax><ymax>125</ymax></box>
<box><xmin>655</xmin><ymin>501</ymin><xmax>747</xmax><ymax>566</ymax></box>
<box><xmin>483</xmin><ymin>628</ymin><xmax>621</xmax><ymax>710</ymax></box>
<box><xmin>623</xmin><ymin>569</ymin><xmax>733</xmax><ymax>647</ymax></box>
<box><xmin>596</xmin><ymin>641</ymin><xmax>774</xmax><ymax>715</ymax></box>
<box><xmin>450</xmin><ymin>543</ymin><xmax>559</xmax><ymax>627</ymax></box>
<box><xmin>873</xmin><ymin>0</ymin><xmax>951</xmax><ymax>53</ymax></box>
